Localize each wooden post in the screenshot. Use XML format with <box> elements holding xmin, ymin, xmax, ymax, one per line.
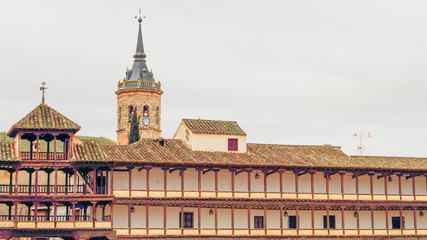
<box><xmin>164</xmin><ymin>205</ymin><xmax>167</xmax><ymax>234</ymax></box>
<box><xmin>54</xmin><ymin>203</ymin><xmax>58</xmax><ymax>228</ymax></box>
<box><xmin>214</xmin><ymin>205</ymin><xmax>218</xmax><ymax>234</ymax></box>
<box><xmin>230</xmin><ymin>169</ymin><xmax>235</xmax><ymax>198</ymax></box>
<box><xmin>72</xmin><ymin>202</ymin><xmax>76</xmax><ymax>223</ymax></box>
<box><xmin>311</xmin><ymin>206</ymin><xmax>315</xmax><ymax>230</ymax></box>
<box><xmin>128</xmin><ymin>205</ymin><xmax>132</xmax><ymax>231</ymax></box>
<box><xmin>263</xmin><ymin>170</ymin><xmax>267</xmax><ymax>194</ymax></box>
<box><xmin>36</xmin><ymin>134</ymin><xmax>39</xmax><ymax>161</ymax></box>
<box><xmin>92</xmin><ymin>202</ymin><xmax>96</xmax><ymax>227</ymax></box>
<box><xmin>54</xmin><ymin>168</ymin><xmax>58</xmax><ymax>195</ymax></box>
<box><xmin>310</xmin><ymin>171</ymin><xmax>315</xmax><ymax>198</ymax></box>
<box><xmin>326</xmin><ymin>206</ymin><xmax>330</xmax><ymax>234</ymax></box>
<box><xmin>247</xmin><ymin>205</ymin><xmax>251</xmax><ymax>231</ymax></box>
<box><xmin>279</xmin><ymin>206</ymin><xmax>283</xmax><ymax>232</ymax></box>
<box><xmin>385</xmin><ymin>173</ymin><xmax>389</xmax><ymax>197</ymax></box>
<box><xmin>279</xmin><ymin>170</ymin><xmax>284</xmax><ymax>197</ymax></box>
<box><xmin>128</xmin><ymin>167</ymin><xmax>132</xmax><ymax>197</ymax></box>
<box><xmin>413</xmin><ymin>208</ymin><xmax>417</xmax><ymax>231</ymax></box>
<box><xmin>412</xmin><ymin>174</ymin><xmax>416</xmax><ymax>196</ymax></box>
<box><xmin>355</xmin><ymin>173</ymin><xmax>359</xmax><ymax>198</ymax></box>
<box><xmin>340</xmin><ymin>172</ymin><xmax>345</xmax><ymax>196</ymax></box>
<box><xmin>247</xmin><ymin>170</ymin><xmax>252</xmax><ymax>194</ymax></box>
<box><xmin>385</xmin><ymin>207</ymin><xmax>389</xmax><ymax>233</ymax></box>
<box><xmin>231</xmin><ymin>205</ymin><xmax>235</xmax><ymax>234</ymax></box>
<box><xmin>53</xmin><ymin>135</ymin><xmax>57</xmax><ymax>160</ymax></box>
<box><xmin>326</xmin><ymin>172</ymin><xmax>330</xmax><ymax>198</ymax></box>
<box><xmin>93</xmin><ymin>168</ymin><xmax>97</xmax><ymax>194</ymax></box>
<box><xmin>399</xmin><ymin>207</ymin><xmax>403</xmax><ymax>231</ymax></box>
<box><xmin>28</xmin><ymin>170</ymin><xmax>33</xmax><ymax>195</ymax></box>
<box><xmin>180</xmin><ymin>205</ymin><xmax>185</xmax><ymax>234</ymax></box>
<box><xmin>341</xmin><ymin>207</ymin><xmax>345</xmax><ymax>230</ymax></box>
<box><xmin>8</xmin><ymin>170</ymin><xmax>13</xmax><ymax>194</ymax></box>
<box><xmin>34</xmin><ymin>168</ymin><xmax>39</xmax><ymax>195</ymax></box>
<box><xmin>146</xmin><ymin>167</ymin><xmax>151</xmax><ymax>196</ymax></box>
<box><xmin>214</xmin><ymin>169</ymin><xmax>219</xmax><ymax>197</ymax></box>
<box><xmin>110</xmin><ymin>167</ymin><xmax>114</xmax><ymax>195</ymax></box>
<box><xmin>263</xmin><ymin>205</ymin><xmax>267</xmax><ymax>232</ymax></box>
<box><xmin>356</xmin><ymin>207</ymin><xmax>360</xmax><ymax>235</ymax></box>
<box><xmin>146</xmin><ymin>204</ymin><xmax>150</xmax><ymax>231</ymax></box>
<box><xmin>198</xmin><ymin>205</ymin><xmax>201</xmax><ymax>234</ymax></box>
<box><xmin>14</xmin><ymin>168</ymin><xmax>19</xmax><ymax>194</ymax></box>
<box><xmin>370</xmin><ymin>207</ymin><xmax>374</xmax><ymax>233</ymax></box>
<box><xmin>14</xmin><ymin>202</ymin><xmax>18</xmax><ymax>224</ymax></box>
<box><xmin>368</xmin><ymin>172</ymin><xmax>374</xmax><ymax>196</ymax></box>
<box><xmin>294</xmin><ymin>170</ymin><xmax>299</xmax><ymax>197</ymax></box>
<box><xmin>296</xmin><ymin>206</ymin><xmax>300</xmax><ymax>232</ymax></box>
<box><xmin>197</xmin><ymin>168</ymin><xmax>202</xmax><ymax>197</ymax></box>
<box><xmin>398</xmin><ymin>174</ymin><xmax>402</xmax><ymax>200</ymax></box>
<box><xmin>73</xmin><ymin>169</ymin><xmax>77</xmax><ymax>194</ymax></box>
<box><xmin>34</xmin><ymin>202</ymin><xmax>39</xmax><ymax>225</ymax></box>
<box><xmin>163</xmin><ymin>168</ymin><xmax>168</xmax><ymax>193</ymax></box>
<box><xmin>181</xmin><ymin>169</ymin><xmax>185</xmax><ymax>196</ymax></box>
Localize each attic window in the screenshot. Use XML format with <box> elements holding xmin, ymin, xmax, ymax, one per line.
<box><xmin>228</xmin><ymin>138</ymin><xmax>238</xmax><ymax>151</ymax></box>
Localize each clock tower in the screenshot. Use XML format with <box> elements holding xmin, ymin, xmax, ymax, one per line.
<box><xmin>116</xmin><ymin>15</ymin><xmax>163</xmax><ymax>145</ymax></box>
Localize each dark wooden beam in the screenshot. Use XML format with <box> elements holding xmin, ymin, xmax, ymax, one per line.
<box><xmin>266</xmin><ymin>169</ymin><xmax>278</xmax><ymax>177</ymax></box>
<box><xmin>298</xmin><ymin>171</ymin><xmax>309</xmax><ymax>176</ymax></box>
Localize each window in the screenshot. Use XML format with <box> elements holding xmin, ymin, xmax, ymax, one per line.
<box><xmin>128</xmin><ymin>106</ymin><xmax>134</xmax><ymax>122</ymax></box>
<box><xmin>228</xmin><ymin>138</ymin><xmax>238</xmax><ymax>151</ymax></box>
<box><xmin>254</xmin><ymin>216</ymin><xmax>264</xmax><ymax>229</ymax></box>
<box><xmin>323</xmin><ymin>215</ymin><xmax>336</xmax><ymax>229</ymax></box>
<box><xmin>288</xmin><ymin>216</ymin><xmax>297</xmax><ymax>229</ymax></box>
<box><xmin>143</xmin><ymin>105</ymin><xmax>149</xmax><ymax>117</ymax></box>
<box><xmin>392</xmin><ymin>216</ymin><xmax>405</xmax><ymax>229</ymax></box>
<box><xmin>179</xmin><ymin>212</ymin><xmax>194</xmax><ymax>228</ymax></box>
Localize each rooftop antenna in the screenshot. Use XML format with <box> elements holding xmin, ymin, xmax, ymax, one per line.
<box><xmin>353</xmin><ymin>132</ymin><xmax>371</xmax><ymax>156</ymax></box>
<box><xmin>40</xmin><ymin>82</ymin><xmax>48</xmax><ymax>104</ymax></box>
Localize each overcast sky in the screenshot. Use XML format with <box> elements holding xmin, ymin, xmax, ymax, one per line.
<box><xmin>1</xmin><ymin>0</ymin><xmax>426</xmax><ymax>158</ymax></box>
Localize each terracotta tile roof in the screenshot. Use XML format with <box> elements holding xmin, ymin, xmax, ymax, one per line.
<box><xmin>7</xmin><ymin>104</ymin><xmax>81</xmax><ymax>137</ymax></box>
<box><xmin>72</xmin><ymin>138</ymin><xmax>427</xmax><ymax>171</ymax></box>
<box><xmin>0</xmin><ymin>142</ymin><xmax>17</xmax><ymax>162</ymax></box>
<box><xmin>76</xmin><ymin>136</ymin><xmax>117</xmax><ymax>145</ymax></box>
<box><xmin>182</xmin><ymin>119</ymin><xmax>246</xmax><ymax>136</ymax></box>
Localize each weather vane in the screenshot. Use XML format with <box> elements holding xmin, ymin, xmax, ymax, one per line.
<box><xmin>135</xmin><ymin>8</ymin><xmax>146</xmax><ymax>23</ymax></box>
<box><xmin>40</xmin><ymin>81</ymin><xmax>48</xmax><ymax>104</ymax></box>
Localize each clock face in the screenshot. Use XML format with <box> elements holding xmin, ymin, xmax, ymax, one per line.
<box><xmin>142</xmin><ymin>117</ymin><xmax>151</xmax><ymax>126</ymax></box>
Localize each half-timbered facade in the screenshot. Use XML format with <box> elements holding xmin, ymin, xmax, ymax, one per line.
<box><xmin>0</xmin><ymin>15</ymin><xmax>426</xmax><ymax>240</ymax></box>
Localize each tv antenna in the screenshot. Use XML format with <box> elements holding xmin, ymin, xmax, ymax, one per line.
<box><xmin>353</xmin><ymin>132</ymin><xmax>371</xmax><ymax>156</ymax></box>
<box><xmin>40</xmin><ymin>82</ymin><xmax>48</xmax><ymax>104</ymax></box>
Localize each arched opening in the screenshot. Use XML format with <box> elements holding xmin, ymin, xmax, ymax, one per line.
<box><xmin>143</xmin><ymin>105</ymin><xmax>149</xmax><ymax>117</ymax></box>
<box><xmin>128</xmin><ymin>105</ymin><xmax>134</xmax><ymax>122</ymax></box>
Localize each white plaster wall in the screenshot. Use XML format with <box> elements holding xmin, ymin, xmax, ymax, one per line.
<box><xmin>132</xmin><ymin>169</ymin><xmax>146</xmax><ymax>190</ymax></box>
<box><xmin>235</xmin><ymin>172</ymin><xmax>248</xmax><ymax>192</ymax></box>
<box><xmin>201</xmin><ymin>171</ymin><xmax>215</xmax><ymax>191</ymax></box>
<box><xmin>359</xmin><ymin>211</ymin><xmax>372</xmax><ymax>229</ymax></box>
<box><xmin>313</xmin><ymin>173</ymin><xmax>326</xmax><ymax>193</ymax></box>
<box><xmin>184</xmin><ymin>169</ymin><xmax>198</xmax><ymax>191</ymax></box>
<box><xmin>343</xmin><ymin>174</ymin><xmax>356</xmax><ymax>194</ymax></box>
<box><xmin>149</xmin><ymin>206</ymin><xmax>165</xmax><ymax>228</ymax></box>
<box><xmin>418</xmin><ymin>213</ymin><xmax>427</xmax><ymax>228</ymax></box>
<box><xmin>388</xmin><ymin>175</ymin><xmax>399</xmax><ymax>195</ymax></box>
<box><xmin>313</xmin><ymin>211</ymin><xmax>325</xmax><ymax>229</ymax></box>
<box><xmin>344</xmin><ymin>211</ymin><xmax>357</xmax><ymax>229</ymax></box>
<box><xmin>401</xmin><ymin>177</ymin><xmax>413</xmax><ymax>195</ymax></box>
<box><xmin>201</xmin><ymin>208</ymin><xmax>214</xmax><ymax>229</ymax></box>
<box><xmin>131</xmin><ymin>205</ymin><xmax>146</xmax><ymax>228</ymax></box>
<box><xmin>329</xmin><ymin>174</ymin><xmax>341</xmax><ymax>193</ymax></box>
<box><xmin>358</xmin><ymin>175</ymin><xmax>370</xmax><ymax>194</ymax></box>
<box><xmin>298</xmin><ymin>174</ymin><xmax>310</xmax><ymax>193</ymax></box>
<box><xmin>113</xmin><ymin>205</ymin><xmax>128</xmax><ymax>228</ymax></box>
<box><xmin>283</xmin><ymin>173</ymin><xmax>295</xmax><ymax>192</ymax></box>
<box><xmin>113</xmin><ymin>170</ymin><xmax>129</xmax><ymax>190</ymax></box>
<box><xmin>332</xmin><ymin>211</ymin><xmax>342</xmax><ymax>229</ymax></box>
<box><xmin>149</xmin><ymin>168</ymin><xmax>164</xmax><ymax>190</ymax></box>
<box><xmin>234</xmin><ymin>209</ymin><xmax>248</xmax><ymax>229</ymax></box>
<box><xmin>167</xmin><ymin>170</ymin><xmax>180</xmax><ymax>190</ymax></box>
<box><xmin>415</xmin><ymin>176</ymin><xmax>427</xmax><ymax>195</ymax></box>
<box><xmin>266</xmin><ymin>210</ymin><xmax>280</xmax><ymax>228</ymax></box>
<box><xmin>374</xmin><ymin>211</ymin><xmax>386</xmax><ymax>229</ymax></box>
<box><xmin>166</xmin><ymin>207</ymin><xmax>180</xmax><ymax>228</ymax></box>
<box><xmin>299</xmin><ymin>210</ymin><xmax>311</xmax><ymax>229</ymax></box>
<box><xmin>283</xmin><ymin>210</ymin><xmax>296</xmax><ymax>228</ymax></box>
<box><xmin>173</xmin><ymin>122</ymin><xmax>193</xmax><ymax>147</ymax></box>
<box><xmin>218</xmin><ymin>170</ymin><xmax>231</xmax><ymax>191</ymax></box>
<box><xmin>373</xmin><ymin>176</ymin><xmax>385</xmax><ymax>194</ymax></box>
<box><xmin>266</xmin><ymin>173</ymin><xmax>280</xmax><ymax>192</ymax></box>
<box><xmin>191</xmin><ymin>134</ymin><xmax>247</xmax><ymax>153</ymax></box>
<box><xmin>250</xmin><ymin>171</ymin><xmax>263</xmax><ymax>192</ymax></box>
<box><xmin>218</xmin><ymin>209</ymin><xmax>231</xmax><ymax>228</ymax></box>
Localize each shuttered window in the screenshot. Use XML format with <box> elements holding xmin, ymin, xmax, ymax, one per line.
<box><xmin>228</xmin><ymin>138</ymin><xmax>238</xmax><ymax>151</ymax></box>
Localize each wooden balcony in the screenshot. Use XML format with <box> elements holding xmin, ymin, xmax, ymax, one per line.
<box><xmin>0</xmin><ymin>184</ymin><xmax>87</xmax><ymax>195</ymax></box>
<box><xmin>20</xmin><ymin>152</ymin><xmax>65</xmax><ymax>160</ymax></box>
<box><xmin>0</xmin><ymin>215</ymin><xmax>111</xmax><ymax>230</ymax></box>
<box><xmin>114</xmin><ymin>228</ymin><xmax>427</xmax><ymax>237</ymax></box>
<box><xmin>112</xmin><ymin>190</ymin><xmax>427</xmax><ymax>202</ymax></box>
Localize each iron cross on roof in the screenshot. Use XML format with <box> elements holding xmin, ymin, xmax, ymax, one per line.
<box><xmin>40</xmin><ymin>81</ymin><xmax>48</xmax><ymax>104</ymax></box>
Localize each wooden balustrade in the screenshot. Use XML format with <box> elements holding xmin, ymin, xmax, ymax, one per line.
<box><xmin>20</xmin><ymin>152</ymin><xmax>65</xmax><ymax>160</ymax></box>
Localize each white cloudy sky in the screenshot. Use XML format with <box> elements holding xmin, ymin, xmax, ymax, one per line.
<box><xmin>0</xmin><ymin>0</ymin><xmax>426</xmax><ymax>158</ymax></box>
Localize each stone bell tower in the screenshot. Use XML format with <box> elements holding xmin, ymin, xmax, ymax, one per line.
<box><xmin>116</xmin><ymin>15</ymin><xmax>163</xmax><ymax>145</ymax></box>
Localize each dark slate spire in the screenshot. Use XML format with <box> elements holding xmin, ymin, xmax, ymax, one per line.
<box><xmin>133</xmin><ymin>16</ymin><xmax>146</xmax><ymax>60</ymax></box>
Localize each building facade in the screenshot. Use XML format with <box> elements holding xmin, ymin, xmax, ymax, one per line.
<box><xmin>0</xmin><ymin>16</ymin><xmax>426</xmax><ymax>240</ymax></box>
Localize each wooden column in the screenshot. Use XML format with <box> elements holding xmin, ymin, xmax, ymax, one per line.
<box><xmin>310</xmin><ymin>171</ymin><xmax>315</xmax><ymax>198</ymax></box>
<box><xmin>92</xmin><ymin>202</ymin><xmax>96</xmax><ymax>227</ymax></box>
<box><xmin>54</xmin><ymin>168</ymin><xmax>58</xmax><ymax>195</ymax></box>
<box><xmin>296</xmin><ymin>206</ymin><xmax>300</xmax><ymax>231</ymax></box>
<box><xmin>163</xmin><ymin>168</ymin><xmax>168</xmax><ymax>192</ymax></box>
<box><xmin>325</xmin><ymin>172</ymin><xmax>330</xmax><ymax>197</ymax></box>
<box><xmin>294</xmin><ymin>170</ymin><xmax>299</xmax><ymax>197</ymax></box>
<box><xmin>197</xmin><ymin>205</ymin><xmax>201</xmax><ymax>234</ymax></box>
<box><xmin>180</xmin><ymin>205</ymin><xmax>184</xmax><ymax>234</ymax></box>
<box><xmin>14</xmin><ymin>202</ymin><xmax>18</xmax><ymax>224</ymax></box>
<box><xmin>411</xmin><ymin>174</ymin><xmax>416</xmax><ymax>196</ymax></box>
<box><xmin>181</xmin><ymin>169</ymin><xmax>185</xmax><ymax>196</ymax></box>
<box><xmin>370</xmin><ymin>207</ymin><xmax>375</xmax><ymax>232</ymax></box>
<box><xmin>93</xmin><ymin>168</ymin><xmax>97</xmax><ymax>194</ymax></box>
<box><xmin>34</xmin><ymin>202</ymin><xmax>39</xmax><ymax>224</ymax></box>
<box><xmin>326</xmin><ymin>206</ymin><xmax>330</xmax><ymax>234</ymax></box>
<box><xmin>72</xmin><ymin>202</ymin><xmax>77</xmax><ymax>223</ymax></box>
<box><xmin>263</xmin><ymin>205</ymin><xmax>267</xmax><ymax>232</ymax></box>
<box><xmin>398</xmin><ymin>174</ymin><xmax>402</xmax><ymax>200</ymax></box>
<box><xmin>146</xmin><ymin>204</ymin><xmax>150</xmax><ymax>231</ymax></box>
<box><xmin>247</xmin><ymin>205</ymin><xmax>251</xmax><ymax>231</ymax></box>
<box><xmin>279</xmin><ymin>206</ymin><xmax>283</xmax><ymax>232</ymax></box>
<box><xmin>46</xmin><ymin>170</ymin><xmax>51</xmax><ymax>195</ymax></box>
<box><xmin>385</xmin><ymin>173</ymin><xmax>389</xmax><ymax>197</ymax></box>
<box><xmin>279</xmin><ymin>170</ymin><xmax>284</xmax><ymax>197</ymax></box>
<box><xmin>230</xmin><ymin>169</ymin><xmax>235</xmax><ymax>198</ymax></box>
<box><xmin>110</xmin><ymin>167</ymin><xmax>114</xmax><ymax>195</ymax></box>
<box><xmin>54</xmin><ymin>203</ymin><xmax>58</xmax><ymax>228</ymax></box>
<box><xmin>311</xmin><ymin>206</ymin><xmax>315</xmax><ymax>230</ymax></box>
<box><xmin>214</xmin><ymin>205</ymin><xmax>218</xmax><ymax>234</ymax></box>
<box><xmin>214</xmin><ymin>169</ymin><xmax>219</xmax><ymax>197</ymax></box>
<box><xmin>8</xmin><ymin>170</ymin><xmax>13</xmax><ymax>194</ymax></box>
<box><xmin>385</xmin><ymin>207</ymin><xmax>389</xmax><ymax>232</ymax></box>
<box><xmin>263</xmin><ymin>170</ymin><xmax>268</xmax><ymax>194</ymax></box>
<box><xmin>53</xmin><ymin>135</ymin><xmax>57</xmax><ymax>161</ymax></box>
<box><xmin>368</xmin><ymin>172</ymin><xmax>374</xmax><ymax>196</ymax></box>
<box><xmin>354</xmin><ymin>173</ymin><xmax>360</xmax><ymax>198</ymax></box>
<box><xmin>163</xmin><ymin>205</ymin><xmax>167</xmax><ymax>234</ymax></box>
<box><xmin>34</xmin><ymin>168</ymin><xmax>39</xmax><ymax>195</ymax></box>
<box><xmin>399</xmin><ymin>207</ymin><xmax>403</xmax><ymax>230</ymax></box>
<box><xmin>110</xmin><ymin>203</ymin><xmax>114</xmax><ymax>228</ymax></box>
<box><xmin>36</xmin><ymin>134</ymin><xmax>40</xmax><ymax>160</ymax></box>
<box><xmin>341</xmin><ymin>207</ymin><xmax>345</xmax><ymax>230</ymax></box>
<box><xmin>146</xmin><ymin>167</ymin><xmax>151</xmax><ymax>195</ymax></box>
<box><xmin>14</xmin><ymin>168</ymin><xmax>19</xmax><ymax>194</ymax></box>
<box><xmin>413</xmin><ymin>208</ymin><xmax>417</xmax><ymax>231</ymax></box>
<box><xmin>197</xmin><ymin>168</ymin><xmax>202</xmax><ymax>197</ymax></box>
<box><xmin>128</xmin><ymin>205</ymin><xmax>132</xmax><ymax>231</ymax></box>
<box><xmin>73</xmin><ymin>169</ymin><xmax>77</xmax><ymax>194</ymax></box>
<box><xmin>128</xmin><ymin>167</ymin><xmax>133</xmax><ymax>196</ymax></box>
<box><xmin>247</xmin><ymin>170</ymin><xmax>252</xmax><ymax>194</ymax></box>
<box><xmin>231</xmin><ymin>205</ymin><xmax>235</xmax><ymax>233</ymax></box>
<box><xmin>28</xmin><ymin>170</ymin><xmax>33</xmax><ymax>195</ymax></box>
<box><xmin>340</xmin><ymin>172</ymin><xmax>345</xmax><ymax>196</ymax></box>
<box><xmin>356</xmin><ymin>207</ymin><xmax>360</xmax><ymax>234</ymax></box>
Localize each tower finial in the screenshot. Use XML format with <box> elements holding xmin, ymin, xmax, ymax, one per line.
<box><xmin>133</xmin><ymin>8</ymin><xmax>146</xmax><ymax>60</ymax></box>
<box><xmin>40</xmin><ymin>81</ymin><xmax>48</xmax><ymax>104</ymax></box>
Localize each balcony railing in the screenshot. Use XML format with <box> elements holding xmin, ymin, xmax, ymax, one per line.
<box><xmin>114</xmin><ymin>228</ymin><xmax>427</xmax><ymax>237</ymax></box>
<box><xmin>112</xmin><ymin>190</ymin><xmax>427</xmax><ymax>202</ymax></box>
<box><xmin>0</xmin><ymin>184</ymin><xmax>87</xmax><ymax>195</ymax></box>
<box><xmin>0</xmin><ymin>216</ymin><xmax>112</xmax><ymax>230</ymax></box>
<box><xmin>20</xmin><ymin>152</ymin><xmax>65</xmax><ymax>160</ymax></box>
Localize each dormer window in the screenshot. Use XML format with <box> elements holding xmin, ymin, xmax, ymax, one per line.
<box><xmin>228</xmin><ymin>138</ymin><xmax>238</xmax><ymax>151</ymax></box>
<box><xmin>143</xmin><ymin>106</ymin><xmax>149</xmax><ymax>117</ymax></box>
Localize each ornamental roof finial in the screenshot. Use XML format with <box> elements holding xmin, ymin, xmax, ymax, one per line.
<box><xmin>134</xmin><ymin>8</ymin><xmax>146</xmax><ymax>60</ymax></box>
<box><xmin>40</xmin><ymin>81</ymin><xmax>48</xmax><ymax>104</ymax></box>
